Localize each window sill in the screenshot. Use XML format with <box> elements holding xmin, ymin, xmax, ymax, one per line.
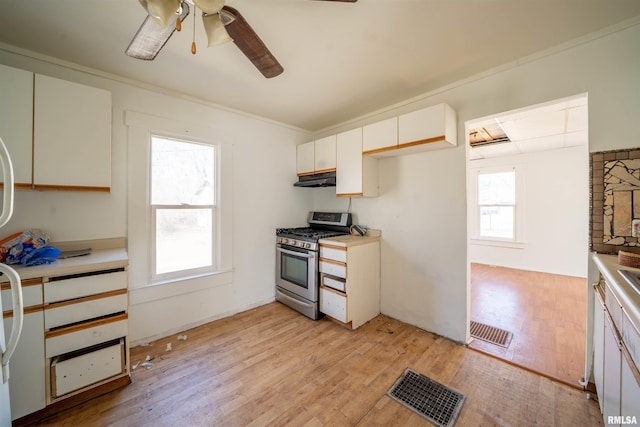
<box><xmin>470</xmin><ymin>238</ymin><xmax>526</xmax><ymax>249</ymax></box>
<box><xmin>129</xmin><ymin>269</ymin><xmax>233</xmax><ymax>305</ymax></box>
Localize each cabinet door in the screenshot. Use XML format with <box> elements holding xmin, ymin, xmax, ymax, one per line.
<box><xmin>314</xmin><ymin>135</ymin><xmax>336</xmax><ymax>172</ymax></box>
<box><xmin>397</xmin><ymin>103</ymin><xmax>457</xmax><ymax>153</ymax></box>
<box><xmin>363</xmin><ymin>117</ymin><xmax>397</xmax><ymax>154</ymax></box>
<box><xmin>0</xmin><ymin>64</ymin><xmax>33</xmax><ymax>186</ymax></box>
<box><xmin>33</xmin><ymin>74</ymin><xmax>111</xmax><ymax>190</ymax></box>
<box><xmin>4</xmin><ymin>312</ymin><xmax>46</xmax><ymax>420</ymax></box>
<box><xmin>620</xmin><ymin>354</ymin><xmax>640</xmax><ymax>424</ymax></box>
<box><xmin>336</xmin><ymin>128</ymin><xmax>364</xmax><ymax>196</ymax></box>
<box><xmin>594</xmin><ymin>289</ymin><xmax>605</xmax><ymax>411</ymax></box>
<box><xmin>296</xmin><ymin>141</ymin><xmax>315</xmax><ymax>175</ymax></box>
<box><xmin>603</xmin><ymin>313</ymin><xmax>622</xmax><ymax>425</ymax></box>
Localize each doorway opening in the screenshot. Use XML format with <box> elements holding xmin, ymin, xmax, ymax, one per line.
<box><xmin>465</xmin><ymin>94</ymin><xmax>589</xmax><ymax>388</ymax></box>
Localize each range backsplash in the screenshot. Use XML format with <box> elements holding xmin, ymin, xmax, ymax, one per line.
<box><xmin>590</xmin><ymin>147</ymin><xmax>640</xmax><ymax>254</ymax></box>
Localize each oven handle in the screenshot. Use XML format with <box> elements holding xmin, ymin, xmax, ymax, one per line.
<box><xmin>276</xmin><ymin>288</ymin><xmax>315</xmax><ymax>309</ymax></box>
<box><xmin>277</xmin><ymin>246</ymin><xmax>315</xmax><ymax>259</ymax></box>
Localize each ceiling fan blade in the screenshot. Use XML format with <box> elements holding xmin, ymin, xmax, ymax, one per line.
<box><xmin>126</xmin><ymin>2</ymin><xmax>190</xmax><ymax>60</ymax></box>
<box><xmin>221</xmin><ymin>6</ymin><xmax>284</xmax><ymax>79</ymax></box>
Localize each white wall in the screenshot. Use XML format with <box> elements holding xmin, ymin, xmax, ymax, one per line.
<box><xmin>312</xmin><ymin>20</ymin><xmax>640</xmax><ymax>344</ymax></box>
<box><xmin>0</xmin><ymin>48</ymin><xmax>312</xmax><ymax>343</ymax></box>
<box><xmin>1</xmin><ymin>19</ymin><xmax>638</xmax><ymax>353</ymax></box>
<box><xmin>468</xmin><ymin>145</ymin><xmax>589</xmax><ymax>278</ymax></box>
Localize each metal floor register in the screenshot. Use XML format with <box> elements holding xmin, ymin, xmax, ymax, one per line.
<box><xmin>386</xmin><ymin>368</ymin><xmax>466</xmax><ymax>427</ymax></box>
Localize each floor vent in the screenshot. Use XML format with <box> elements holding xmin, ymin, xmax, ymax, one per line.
<box><xmin>386</xmin><ymin>368</ymin><xmax>465</xmax><ymax>427</ymax></box>
<box><xmin>470</xmin><ymin>321</ymin><xmax>513</xmax><ymax>348</ymax></box>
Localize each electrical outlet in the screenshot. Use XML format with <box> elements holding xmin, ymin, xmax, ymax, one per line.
<box><xmin>632</xmin><ymin>219</ymin><xmax>640</xmax><ymax>238</ymax></box>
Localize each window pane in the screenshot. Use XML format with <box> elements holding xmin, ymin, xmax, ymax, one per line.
<box><xmin>151</xmin><ymin>137</ymin><xmax>214</xmax><ymax>205</ymax></box>
<box><xmin>155</xmin><ymin>208</ymin><xmax>213</xmax><ymax>275</ymax></box>
<box><xmin>478</xmin><ymin>171</ymin><xmax>515</xmax><ymax>205</ymax></box>
<box><xmin>480</xmin><ymin>206</ymin><xmax>514</xmax><ymax>239</ymax></box>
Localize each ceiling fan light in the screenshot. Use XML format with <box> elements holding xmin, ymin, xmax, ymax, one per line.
<box><xmin>139</xmin><ymin>0</ymin><xmax>181</xmax><ymax>28</ymax></box>
<box><xmin>127</xmin><ymin>2</ymin><xmax>190</xmax><ymax>60</ymax></box>
<box><xmin>193</xmin><ymin>0</ymin><xmax>225</xmax><ymax>15</ymax></box>
<box><xmin>202</xmin><ymin>13</ymin><xmax>233</xmax><ymax>47</ymax></box>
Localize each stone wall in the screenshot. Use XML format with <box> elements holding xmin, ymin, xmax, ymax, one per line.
<box><xmin>591</xmin><ymin>148</ymin><xmax>640</xmax><ymax>254</ymax></box>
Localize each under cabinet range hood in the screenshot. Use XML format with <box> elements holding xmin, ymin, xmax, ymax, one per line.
<box><xmin>293</xmin><ymin>171</ymin><xmax>336</xmax><ymax>187</ymax></box>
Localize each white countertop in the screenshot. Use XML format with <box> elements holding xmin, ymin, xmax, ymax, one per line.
<box><xmin>593</xmin><ymin>253</ymin><xmax>640</xmax><ymax>330</ymax></box>
<box><xmin>0</xmin><ymin>247</ymin><xmax>128</xmax><ymax>283</ymax></box>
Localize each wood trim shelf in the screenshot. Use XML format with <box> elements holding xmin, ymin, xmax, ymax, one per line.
<box><xmin>32</xmin><ymin>184</ymin><xmax>110</xmax><ymax>192</ymax></box>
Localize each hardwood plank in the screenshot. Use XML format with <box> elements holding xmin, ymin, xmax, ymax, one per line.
<box><xmin>30</xmin><ymin>302</ymin><xmax>601</xmax><ymax>426</ymax></box>
<box><xmin>469</xmin><ymin>263</ymin><xmax>587</xmax><ymax>387</ymax></box>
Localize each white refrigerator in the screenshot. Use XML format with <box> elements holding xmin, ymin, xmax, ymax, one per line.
<box><xmin>0</xmin><ymin>136</ymin><xmax>24</xmax><ymax>427</ymax></box>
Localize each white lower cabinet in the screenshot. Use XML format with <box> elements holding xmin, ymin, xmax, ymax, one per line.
<box><xmin>591</xmin><ymin>255</ymin><xmax>640</xmax><ymax>427</ymax></box>
<box><xmin>1</xmin><ymin>279</ymin><xmax>46</xmax><ymax>420</ymax></box>
<box><xmin>603</xmin><ymin>313</ymin><xmax>622</xmax><ymax>426</ymax></box>
<box><xmin>593</xmin><ymin>287</ymin><xmax>605</xmax><ymax>409</ymax></box>
<box><xmin>319</xmin><ymin>238</ymin><xmax>380</xmax><ymax>329</ymax></box>
<box><xmin>0</xmin><ymin>259</ymin><xmax>130</xmax><ymax>422</ymax></box>
<box><xmin>43</xmin><ymin>268</ymin><xmax>130</xmax><ymax>405</ymax></box>
<box><xmin>3</xmin><ymin>311</ymin><xmax>46</xmax><ymax>420</ymax></box>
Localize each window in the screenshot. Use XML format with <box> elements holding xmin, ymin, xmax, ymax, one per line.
<box><xmin>151</xmin><ymin>136</ymin><xmax>216</xmax><ymax>279</ymax></box>
<box><xmin>477</xmin><ymin>169</ymin><xmax>517</xmax><ymax>240</ymax></box>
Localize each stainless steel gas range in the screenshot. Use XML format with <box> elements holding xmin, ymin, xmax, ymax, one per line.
<box><xmin>275</xmin><ymin>212</ymin><xmax>352</xmax><ymax>319</ymax></box>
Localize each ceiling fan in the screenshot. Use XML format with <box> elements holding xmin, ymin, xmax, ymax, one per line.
<box><xmin>126</xmin><ymin>0</ymin><xmax>357</xmax><ymax>79</ymax></box>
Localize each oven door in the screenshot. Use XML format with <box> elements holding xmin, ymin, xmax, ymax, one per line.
<box><xmin>275</xmin><ymin>244</ymin><xmax>318</xmax><ymax>302</ymax></box>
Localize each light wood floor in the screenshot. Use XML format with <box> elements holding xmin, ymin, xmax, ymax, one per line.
<box><xmin>31</xmin><ymin>302</ymin><xmax>602</xmax><ymax>426</ymax></box>
<box><xmin>469</xmin><ymin>263</ymin><xmax>588</xmax><ymax>388</ymax></box>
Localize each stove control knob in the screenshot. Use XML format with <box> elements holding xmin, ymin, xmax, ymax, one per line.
<box><xmin>305</xmin><ymin>243</ymin><xmax>311</xmax><ymax>249</ymax></box>
<box><xmin>282</xmin><ymin>238</ymin><xmax>288</xmax><ymax>245</ymax></box>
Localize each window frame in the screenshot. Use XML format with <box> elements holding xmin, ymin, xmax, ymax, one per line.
<box><xmin>125</xmin><ymin>110</ymin><xmax>233</xmax><ymax>291</ymax></box>
<box><xmin>471</xmin><ymin>165</ymin><xmax>526</xmax><ymax>246</ymax></box>
<box><xmin>149</xmin><ymin>135</ymin><xmax>217</xmax><ymax>282</ymax></box>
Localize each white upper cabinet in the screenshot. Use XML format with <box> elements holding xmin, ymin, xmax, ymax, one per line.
<box><xmin>314</xmin><ymin>135</ymin><xmax>336</xmax><ymax>172</ymax></box>
<box><xmin>296</xmin><ymin>141</ymin><xmax>315</xmax><ymax>175</ymax></box>
<box><xmin>363</xmin><ymin>103</ymin><xmax>457</xmax><ymax>158</ymax></box>
<box><xmin>0</xmin><ymin>64</ymin><xmax>34</xmax><ymax>187</ymax></box>
<box><xmin>34</xmin><ymin>74</ymin><xmax>111</xmax><ymax>190</ymax></box>
<box><xmin>296</xmin><ymin>135</ymin><xmax>337</xmax><ymax>175</ymax></box>
<box><xmin>397</xmin><ymin>103</ymin><xmax>457</xmax><ymax>153</ymax></box>
<box><xmin>362</xmin><ymin>117</ymin><xmax>398</xmax><ymax>155</ymax></box>
<box><xmin>336</xmin><ymin>128</ymin><xmax>377</xmax><ymax>197</ymax></box>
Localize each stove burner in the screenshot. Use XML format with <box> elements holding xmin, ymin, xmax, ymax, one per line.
<box><xmin>276</xmin><ymin>227</ymin><xmax>348</xmax><ymax>241</ymax></box>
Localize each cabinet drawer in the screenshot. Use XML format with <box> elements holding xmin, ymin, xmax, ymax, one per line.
<box><xmin>320</xmin><ymin>287</ymin><xmax>347</xmax><ymax>323</ymax></box>
<box><xmin>45</xmin><ymin>315</ymin><xmax>128</xmax><ymax>358</ymax></box>
<box><xmin>322</xmin><ymin>275</ymin><xmax>346</xmax><ymax>292</ymax></box>
<box><xmin>2</xmin><ymin>281</ymin><xmax>43</xmax><ymax>310</ymax></box>
<box><xmin>45</xmin><ymin>269</ymin><xmax>126</xmax><ymax>303</ymax></box>
<box><xmin>320</xmin><ymin>259</ymin><xmax>346</xmax><ymax>279</ymax></box>
<box><xmin>51</xmin><ymin>339</ymin><xmax>125</xmax><ymax>398</ymax></box>
<box><xmin>622</xmin><ymin>309</ymin><xmax>640</xmax><ymax>371</ymax></box>
<box><xmin>320</xmin><ymin>245</ymin><xmax>347</xmax><ymax>263</ymax></box>
<box><xmin>45</xmin><ymin>291</ymin><xmax>127</xmax><ymax>329</ymax></box>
